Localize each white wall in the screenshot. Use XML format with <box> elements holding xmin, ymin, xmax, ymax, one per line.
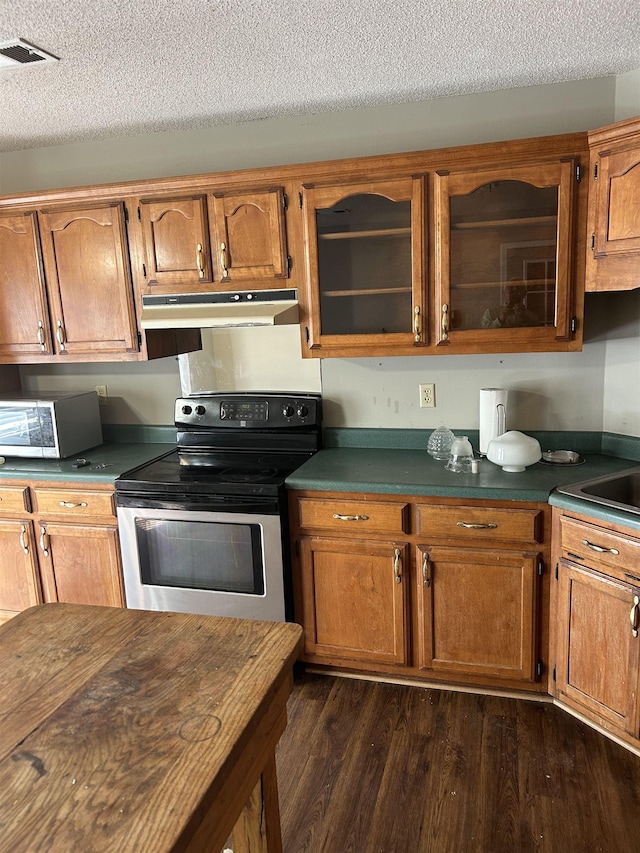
<box><xmin>4</xmin><ymin>75</ymin><xmax>639</xmax><ymax>436</ymax></box>
<box><xmin>615</xmin><ymin>67</ymin><xmax>640</xmax><ymax>121</ymax></box>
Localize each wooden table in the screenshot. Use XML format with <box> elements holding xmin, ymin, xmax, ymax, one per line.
<box><xmin>0</xmin><ymin>603</ymin><xmax>303</xmax><ymax>853</ymax></box>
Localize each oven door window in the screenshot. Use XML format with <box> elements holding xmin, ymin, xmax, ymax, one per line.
<box><xmin>136</xmin><ymin>517</ymin><xmax>265</xmax><ymax>595</ymax></box>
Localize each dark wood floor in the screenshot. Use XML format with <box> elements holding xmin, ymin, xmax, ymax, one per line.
<box><xmin>275</xmin><ymin>671</ymin><xmax>640</xmax><ymax>853</ymax></box>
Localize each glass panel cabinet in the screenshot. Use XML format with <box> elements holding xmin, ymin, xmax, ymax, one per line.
<box><xmin>434</xmin><ymin>160</ymin><xmax>578</xmax><ymax>348</ymax></box>
<box><xmin>302</xmin><ymin>178</ymin><xmax>426</xmax><ymax>354</ymax></box>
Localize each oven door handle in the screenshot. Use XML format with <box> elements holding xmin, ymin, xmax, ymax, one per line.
<box><xmin>115</xmin><ymin>491</ymin><xmax>280</xmax><ymax>514</ymax></box>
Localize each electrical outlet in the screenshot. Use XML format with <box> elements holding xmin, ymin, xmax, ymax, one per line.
<box><xmin>419</xmin><ymin>383</ymin><xmax>435</xmax><ymax>408</ymax></box>
<box><xmin>95</xmin><ymin>385</ymin><xmax>108</xmax><ymax>406</ymax></box>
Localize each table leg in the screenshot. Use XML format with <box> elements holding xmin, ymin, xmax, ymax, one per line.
<box><xmin>229</xmin><ymin>753</ymin><xmax>282</xmax><ymax>853</ymax></box>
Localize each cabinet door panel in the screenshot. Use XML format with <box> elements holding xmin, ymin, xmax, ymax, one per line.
<box><xmin>434</xmin><ymin>160</ymin><xmax>576</xmax><ymax>345</ymax></box>
<box><xmin>140</xmin><ymin>196</ymin><xmax>213</xmax><ymax>287</ymax></box>
<box><xmin>556</xmin><ymin>560</ymin><xmax>640</xmax><ymax>736</ymax></box>
<box><xmin>299</xmin><ymin>536</ymin><xmax>409</xmax><ymax>665</ymax></box>
<box><xmin>0</xmin><ymin>213</ymin><xmax>52</xmax><ymax>357</ymax></box>
<box><xmin>38</xmin><ymin>203</ymin><xmax>138</xmax><ymax>355</ymax></box>
<box><xmin>210</xmin><ymin>188</ymin><xmax>288</xmax><ymax>284</ymax></box>
<box><xmin>594</xmin><ymin>148</ymin><xmax>640</xmax><ymax>256</ymax></box>
<box><xmin>0</xmin><ymin>519</ymin><xmax>41</xmax><ymax>618</ymax></box>
<box><xmin>302</xmin><ymin>177</ymin><xmax>426</xmax><ymax>352</ymax></box>
<box><xmin>37</xmin><ymin>522</ymin><xmax>124</xmax><ymax>608</ymax></box>
<box><xmin>416</xmin><ymin>545</ymin><xmax>538</xmax><ymax>682</ymax></box>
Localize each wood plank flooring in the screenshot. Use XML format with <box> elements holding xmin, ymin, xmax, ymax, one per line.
<box><xmin>275</xmin><ymin>671</ymin><xmax>640</xmax><ymax>853</ymax></box>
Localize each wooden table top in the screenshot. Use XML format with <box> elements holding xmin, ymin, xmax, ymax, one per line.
<box><xmin>0</xmin><ymin>604</ymin><xmax>303</xmax><ymax>853</ymax></box>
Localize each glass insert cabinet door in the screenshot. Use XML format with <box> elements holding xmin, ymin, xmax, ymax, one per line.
<box><xmin>434</xmin><ymin>160</ymin><xmax>577</xmax><ymax>346</ymax></box>
<box><xmin>302</xmin><ymin>177</ymin><xmax>426</xmax><ymax>351</ymax></box>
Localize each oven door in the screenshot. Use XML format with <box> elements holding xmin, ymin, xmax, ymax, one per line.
<box><xmin>116</xmin><ymin>497</ymin><xmax>286</xmax><ymax>621</ymax></box>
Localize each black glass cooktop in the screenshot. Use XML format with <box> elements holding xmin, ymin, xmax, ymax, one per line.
<box><xmin>115</xmin><ymin>449</ymin><xmax>314</xmax><ymax>497</ymax></box>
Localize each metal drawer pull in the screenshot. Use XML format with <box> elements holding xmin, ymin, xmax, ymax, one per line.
<box><xmin>413</xmin><ymin>305</ymin><xmax>421</xmax><ymax>342</ymax></box>
<box><xmin>196</xmin><ymin>243</ymin><xmax>205</xmax><ymax>278</ymax></box>
<box><xmin>441</xmin><ymin>303</ymin><xmax>449</xmax><ymax>341</ymax></box>
<box><xmin>393</xmin><ymin>548</ymin><xmax>402</xmax><ymax>584</ymax></box>
<box><xmin>39</xmin><ymin>525</ymin><xmax>50</xmax><ymax>558</ymax></box>
<box><xmin>20</xmin><ymin>524</ymin><xmax>29</xmax><ymax>555</ymax></box>
<box><xmin>631</xmin><ymin>596</ymin><xmax>639</xmax><ymax>639</ymax></box>
<box><xmin>581</xmin><ymin>538</ymin><xmax>619</xmax><ymax>555</ymax></box>
<box><xmin>332</xmin><ymin>513</ymin><xmax>369</xmax><ymax>521</ymax></box>
<box><xmin>422</xmin><ymin>552</ymin><xmax>430</xmax><ymax>588</ymax></box>
<box><xmin>456</xmin><ymin>521</ymin><xmax>498</xmax><ymax>530</ymax></box>
<box><xmin>220</xmin><ymin>242</ymin><xmax>228</xmax><ymax>277</ymax></box>
<box><xmin>37</xmin><ymin>320</ymin><xmax>46</xmax><ymax>350</ymax></box>
<box><xmin>56</xmin><ymin>319</ymin><xmax>66</xmax><ymax>350</ymax></box>
<box><xmin>59</xmin><ymin>501</ymin><xmax>88</xmax><ymax>509</ymax></box>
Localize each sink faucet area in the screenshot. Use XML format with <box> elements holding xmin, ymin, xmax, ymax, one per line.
<box><xmin>556</xmin><ymin>466</ymin><xmax>640</xmax><ymax>516</ymax></box>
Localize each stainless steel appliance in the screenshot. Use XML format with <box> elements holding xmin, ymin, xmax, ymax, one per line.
<box><xmin>115</xmin><ymin>392</ymin><xmax>321</xmax><ymax>621</ymax></box>
<box><xmin>0</xmin><ymin>391</ymin><xmax>102</xmax><ymax>458</ymax></box>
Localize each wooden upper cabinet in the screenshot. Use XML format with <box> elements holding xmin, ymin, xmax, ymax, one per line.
<box><xmin>209</xmin><ymin>188</ymin><xmax>288</xmax><ymax>285</ymax></box>
<box><xmin>0</xmin><ymin>212</ymin><xmax>53</xmax><ymax>357</ymax></box>
<box><xmin>139</xmin><ymin>195</ymin><xmax>213</xmax><ymax>289</ymax></box>
<box><xmin>587</xmin><ymin>116</ymin><xmax>640</xmax><ymax>291</ymax></box>
<box><xmin>38</xmin><ymin>202</ymin><xmax>139</xmax><ymax>356</ymax></box>
<box><xmin>434</xmin><ymin>159</ymin><xmax>578</xmax><ymax>349</ymax></box>
<box><xmin>302</xmin><ymin>177</ymin><xmax>426</xmax><ymax>356</ymax></box>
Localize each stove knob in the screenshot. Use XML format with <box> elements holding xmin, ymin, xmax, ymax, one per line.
<box><xmin>297</xmin><ymin>405</ymin><xmax>309</xmax><ymax>419</ymax></box>
<box><xmin>282</xmin><ymin>405</ymin><xmax>295</xmax><ymax>418</ymax></box>
<box><xmin>181</xmin><ymin>405</ymin><xmax>193</xmax><ymax>415</ymax></box>
<box><xmin>195</xmin><ymin>405</ymin><xmax>206</xmax><ymax>416</ymax></box>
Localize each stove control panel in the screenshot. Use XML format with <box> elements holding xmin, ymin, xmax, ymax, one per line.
<box><xmin>175</xmin><ymin>393</ymin><xmax>321</xmax><ymax>429</ymax></box>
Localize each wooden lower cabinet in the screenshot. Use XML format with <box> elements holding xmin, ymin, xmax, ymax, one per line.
<box><xmin>0</xmin><ymin>481</ymin><xmax>124</xmax><ymax>623</ymax></box>
<box><xmin>298</xmin><ymin>536</ymin><xmax>409</xmax><ymax>666</ymax></box>
<box><xmin>0</xmin><ymin>518</ymin><xmax>42</xmax><ymax>623</ymax></box>
<box><xmin>415</xmin><ymin>545</ymin><xmax>540</xmax><ymax>683</ymax></box>
<box><xmin>36</xmin><ymin>521</ymin><xmax>124</xmax><ymax>608</ymax></box>
<box><xmin>552</xmin><ymin>508</ymin><xmax>640</xmax><ymax>744</ymax></box>
<box><xmin>556</xmin><ymin>560</ymin><xmax>640</xmax><ymax>736</ymax></box>
<box><xmin>290</xmin><ymin>490</ymin><xmax>550</xmax><ymax>692</ymax></box>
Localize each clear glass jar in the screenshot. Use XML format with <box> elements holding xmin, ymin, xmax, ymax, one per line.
<box><xmin>427</xmin><ymin>425</ymin><xmax>455</xmax><ymax>460</ymax></box>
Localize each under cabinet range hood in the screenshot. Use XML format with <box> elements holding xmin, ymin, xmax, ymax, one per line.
<box><xmin>140</xmin><ymin>289</ymin><xmax>299</xmax><ymax>330</ymax></box>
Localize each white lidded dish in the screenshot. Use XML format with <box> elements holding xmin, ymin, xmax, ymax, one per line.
<box><xmin>487</xmin><ymin>430</ymin><xmax>541</xmax><ymax>472</ymax></box>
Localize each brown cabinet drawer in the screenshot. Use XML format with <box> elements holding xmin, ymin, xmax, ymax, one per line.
<box><xmin>32</xmin><ymin>488</ymin><xmax>115</xmax><ymax>519</ymax></box>
<box><xmin>0</xmin><ymin>486</ymin><xmax>30</xmax><ymax>514</ymax></box>
<box><xmin>560</xmin><ymin>515</ymin><xmax>640</xmax><ymax>578</ymax></box>
<box><xmin>416</xmin><ymin>504</ymin><xmax>543</xmax><ymax>544</ymax></box>
<box><xmin>297</xmin><ymin>497</ymin><xmax>409</xmax><ymax>535</ymax></box>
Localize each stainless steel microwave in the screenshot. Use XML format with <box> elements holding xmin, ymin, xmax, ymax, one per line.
<box><xmin>0</xmin><ymin>392</ymin><xmax>103</xmax><ymax>459</ymax></box>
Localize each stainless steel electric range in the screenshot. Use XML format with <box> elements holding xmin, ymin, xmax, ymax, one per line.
<box><xmin>115</xmin><ymin>392</ymin><xmax>321</xmax><ymax>621</ymax></box>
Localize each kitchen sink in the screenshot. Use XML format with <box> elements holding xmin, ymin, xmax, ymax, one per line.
<box><xmin>556</xmin><ymin>466</ymin><xmax>640</xmax><ymax>516</ymax></box>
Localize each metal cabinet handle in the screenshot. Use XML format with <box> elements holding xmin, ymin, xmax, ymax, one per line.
<box><xmin>631</xmin><ymin>596</ymin><xmax>639</xmax><ymax>639</ymax></box>
<box><xmin>393</xmin><ymin>548</ymin><xmax>402</xmax><ymax>584</ymax></box>
<box><xmin>20</xmin><ymin>524</ymin><xmax>29</xmax><ymax>555</ymax></box>
<box><xmin>413</xmin><ymin>305</ymin><xmax>421</xmax><ymax>342</ymax></box>
<box><xmin>39</xmin><ymin>524</ymin><xmax>50</xmax><ymax>558</ymax></box>
<box><xmin>196</xmin><ymin>243</ymin><xmax>205</xmax><ymax>279</ymax></box>
<box><xmin>55</xmin><ymin>319</ymin><xmax>66</xmax><ymax>351</ymax></box>
<box><xmin>332</xmin><ymin>513</ymin><xmax>369</xmax><ymax>521</ymax></box>
<box><xmin>422</xmin><ymin>552</ymin><xmax>430</xmax><ymax>588</ymax></box>
<box><xmin>457</xmin><ymin>521</ymin><xmax>498</xmax><ymax>530</ymax></box>
<box><xmin>581</xmin><ymin>538</ymin><xmax>619</xmax><ymax>555</ymax></box>
<box><xmin>441</xmin><ymin>303</ymin><xmax>449</xmax><ymax>341</ymax></box>
<box><xmin>59</xmin><ymin>501</ymin><xmax>88</xmax><ymax>509</ymax></box>
<box><xmin>220</xmin><ymin>242</ymin><xmax>228</xmax><ymax>278</ymax></box>
<box><xmin>37</xmin><ymin>320</ymin><xmax>46</xmax><ymax>351</ymax></box>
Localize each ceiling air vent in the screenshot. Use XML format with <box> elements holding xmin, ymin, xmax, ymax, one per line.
<box><xmin>0</xmin><ymin>39</ymin><xmax>59</xmax><ymax>71</ymax></box>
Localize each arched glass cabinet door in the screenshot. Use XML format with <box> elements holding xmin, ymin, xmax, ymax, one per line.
<box><xmin>434</xmin><ymin>160</ymin><xmax>578</xmax><ymax>350</ymax></box>
<box><xmin>302</xmin><ymin>177</ymin><xmax>426</xmax><ymax>355</ymax></box>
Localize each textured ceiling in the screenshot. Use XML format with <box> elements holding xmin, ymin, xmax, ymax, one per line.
<box><xmin>1</xmin><ymin>0</ymin><xmax>639</xmax><ymax>153</ymax></box>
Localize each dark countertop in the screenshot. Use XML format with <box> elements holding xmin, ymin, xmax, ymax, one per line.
<box><xmin>286</xmin><ymin>446</ymin><xmax>640</xmax><ymax>528</ymax></box>
<box><xmin>0</xmin><ymin>442</ymin><xmax>175</xmax><ymax>484</ymax></box>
